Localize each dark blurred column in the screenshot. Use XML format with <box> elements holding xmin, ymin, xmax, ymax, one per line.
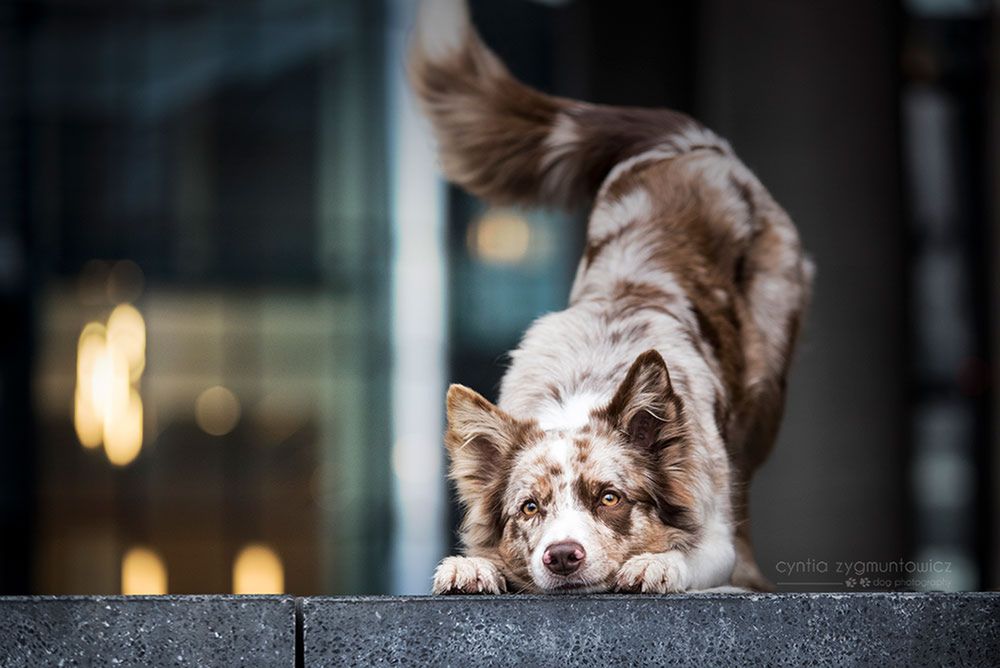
<box><xmin>0</xmin><ymin>3</ymin><xmax>36</xmax><ymax>594</ymax></box>
<box><xmin>900</xmin><ymin>1</ymin><xmax>993</xmax><ymax>590</ymax></box>
<box><xmin>697</xmin><ymin>0</ymin><xmax>908</xmax><ymax>586</ymax></box>
<box><xmin>992</xmin><ymin>9</ymin><xmax>1000</xmax><ymax>594</ymax></box>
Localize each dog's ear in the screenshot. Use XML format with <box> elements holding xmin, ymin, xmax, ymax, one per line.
<box><xmin>599</xmin><ymin>349</ymin><xmax>684</xmax><ymax>451</ymax></box>
<box><xmin>445</xmin><ymin>384</ymin><xmax>535</xmax><ymax>498</ymax></box>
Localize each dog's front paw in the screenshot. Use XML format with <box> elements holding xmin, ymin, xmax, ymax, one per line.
<box><xmin>432</xmin><ymin>556</ymin><xmax>507</xmax><ymax>595</ymax></box>
<box><xmin>615</xmin><ymin>552</ymin><xmax>689</xmax><ymax>593</ymax></box>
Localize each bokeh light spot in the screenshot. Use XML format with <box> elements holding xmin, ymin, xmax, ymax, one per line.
<box><xmin>232</xmin><ymin>544</ymin><xmax>284</xmax><ymax>594</ymax></box>
<box><xmin>121</xmin><ymin>546</ymin><xmax>167</xmax><ymax>595</ymax></box>
<box><xmin>467</xmin><ymin>209</ymin><xmax>532</xmax><ymax>265</ymax></box>
<box><xmin>195</xmin><ymin>385</ymin><xmax>241</xmax><ymax>436</ymax></box>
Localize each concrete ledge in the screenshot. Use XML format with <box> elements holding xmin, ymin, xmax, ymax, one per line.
<box><xmin>2</xmin><ymin>593</ymin><xmax>998</xmax><ymax>666</ymax></box>
<box><xmin>302</xmin><ymin>593</ymin><xmax>1000</xmax><ymax>667</ymax></box>
<box><xmin>0</xmin><ymin>595</ymin><xmax>295</xmax><ymax>667</ymax></box>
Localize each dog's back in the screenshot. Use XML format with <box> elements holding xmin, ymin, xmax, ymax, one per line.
<box><xmin>412</xmin><ymin>0</ymin><xmax>813</xmax><ymax>592</ymax></box>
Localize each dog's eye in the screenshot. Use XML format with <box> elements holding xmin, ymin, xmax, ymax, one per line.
<box><xmin>521</xmin><ymin>500</ymin><xmax>539</xmax><ymax>517</ymax></box>
<box><xmin>600</xmin><ymin>491</ymin><xmax>621</xmax><ymax>507</ymax></box>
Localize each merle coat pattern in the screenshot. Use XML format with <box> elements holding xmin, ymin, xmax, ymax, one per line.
<box><xmin>411</xmin><ymin>0</ymin><xmax>813</xmax><ymax>594</ymax></box>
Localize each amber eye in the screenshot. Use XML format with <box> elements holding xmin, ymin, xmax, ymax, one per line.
<box><xmin>521</xmin><ymin>500</ymin><xmax>540</xmax><ymax>517</ymax></box>
<box><xmin>600</xmin><ymin>491</ymin><xmax>621</xmax><ymax>507</ymax></box>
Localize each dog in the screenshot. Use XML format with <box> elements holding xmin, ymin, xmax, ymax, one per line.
<box><xmin>411</xmin><ymin>0</ymin><xmax>813</xmax><ymax>594</ymax></box>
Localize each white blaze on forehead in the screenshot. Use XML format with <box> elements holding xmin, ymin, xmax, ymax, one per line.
<box><xmin>536</xmin><ymin>393</ymin><xmax>602</xmax><ymax>431</ymax></box>
<box><xmin>546</xmin><ymin>437</ymin><xmax>572</xmax><ymax>469</ymax></box>
<box><xmin>417</xmin><ymin>0</ymin><xmax>469</xmax><ymax>61</ymax></box>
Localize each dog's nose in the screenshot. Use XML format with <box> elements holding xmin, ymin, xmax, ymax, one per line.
<box><xmin>543</xmin><ymin>541</ymin><xmax>586</xmax><ymax>575</ymax></box>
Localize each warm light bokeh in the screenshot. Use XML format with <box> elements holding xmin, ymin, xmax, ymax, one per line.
<box><xmin>232</xmin><ymin>544</ymin><xmax>284</xmax><ymax>595</ymax></box>
<box><xmin>104</xmin><ymin>389</ymin><xmax>144</xmax><ymax>467</ymax></box>
<box><xmin>107</xmin><ymin>303</ymin><xmax>147</xmax><ymax>382</ymax></box>
<box><xmin>467</xmin><ymin>209</ymin><xmax>532</xmax><ymax>265</ymax></box>
<box><xmin>121</xmin><ymin>546</ymin><xmax>168</xmax><ymax>595</ymax></box>
<box><xmin>73</xmin><ymin>305</ymin><xmax>147</xmax><ymax>465</ymax></box>
<box><xmin>74</xmin><ymin>323</ymin><xmax>107</xmax><ymax>448</ymax></box>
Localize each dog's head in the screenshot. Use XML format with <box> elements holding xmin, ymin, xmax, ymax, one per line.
<box><xmin>445</xmin><ymin>349</ymin><xmax>699</xmax><ymax>593</ymax></box>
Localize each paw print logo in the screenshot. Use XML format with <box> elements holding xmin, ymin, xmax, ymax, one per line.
<box><xmin>845</xmin><ymin>577</ymin><xmax>857</xmax><ymax>588</ymax></box>
<box><xmin>859</xmin><ymin>577</ymin><xmax>871</xmax><ymax>588</ymax></box>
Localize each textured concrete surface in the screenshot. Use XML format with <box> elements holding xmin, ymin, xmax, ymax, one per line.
<box><xmin>3</xmin><ymin>593</ymin><xmax>998</xmax><ymax>666</ymax></box>
<box><xmin>302</xmin><ymin>593</ymin><xmax>1000</xmax><ymax>667</ymax></box>
<box><xmin>0</xmin><ymin>595</ymin><xmax>295</xmax><ymax>667</ymax></box>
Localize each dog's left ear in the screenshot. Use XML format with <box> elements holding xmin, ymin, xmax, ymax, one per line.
<box><xmin>598</xmin><ymin>349</ymin><xmax>684</xmax><ymax>450</ymax></box>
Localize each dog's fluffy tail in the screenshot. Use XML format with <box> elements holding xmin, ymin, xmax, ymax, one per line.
<box><xmin>410</xmin><ymin>0</ymin><xmax>729</xmax><ymax>209</ymax></box>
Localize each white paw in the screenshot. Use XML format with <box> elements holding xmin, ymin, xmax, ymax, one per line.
<box><xmin>615</xmin><ymin>552</ymin><xmax>689</xmax><ymax>593</ymax></box>
<box><xmin>432</xmin><ymin>556</ymin><xmax>507</xmax><ymax>595</ymax></box>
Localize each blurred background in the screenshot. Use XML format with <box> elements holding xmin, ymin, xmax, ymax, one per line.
<box><xmin>0</xmin><ymin>0</ymin><xmax>996</xmax><ymax>596</ymax></box>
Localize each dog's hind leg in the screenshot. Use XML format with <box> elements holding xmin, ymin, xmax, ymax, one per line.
<box><xmin>727</xmin><ymin>173</ymin><xmax>814</xmax><ymax>592</ymax></box>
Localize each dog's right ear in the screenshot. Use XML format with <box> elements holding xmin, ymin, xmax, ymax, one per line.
<box><xmin>445</xmin><ymin>385</ymin><xmax>534</xmax><ymax>497</ymax></box>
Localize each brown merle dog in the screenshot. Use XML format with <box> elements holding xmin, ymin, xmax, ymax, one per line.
<box><xmin>411</xmin><ymin>0</ymin><xmax>813</xmax><ymax>594</ymax></box>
